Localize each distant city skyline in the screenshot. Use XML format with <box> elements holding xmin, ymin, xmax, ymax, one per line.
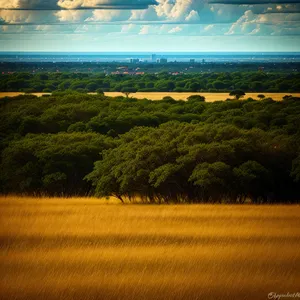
<box><xmin>1</xmin><ymin>0</ymin><xmax>300</xmax><ymax>52</ymax></box>
<box><xmin>1</xmin><ymin>52</ymin><xmax>300</xmax><ymax>64</ymax></box>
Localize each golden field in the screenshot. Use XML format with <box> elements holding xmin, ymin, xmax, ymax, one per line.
<box><xmin>0</xmin><ymin>92</ymin><xmax>52</xmax><ymax>98</ymax></box>
<box><xmin>1</xmin><ymin>92</ymin><xmax>300</xmax><ymax>101</ymax></box>
<box><xmin>105</xmin><ymin>92</ymin><xmax>300</xmax><ymax>102</ymax></box>
<box><xmin>0</xmin><ymin>196</ymin><xmax>299</xmax><ymax>300</ymax></box>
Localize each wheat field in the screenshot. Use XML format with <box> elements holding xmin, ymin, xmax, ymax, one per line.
<box><xmin>105</xmin><ymin>92</ymin><xmax>300</xmax><ymax>102</ymax></box>
<box><xmin>0</xmin><ymin>196</ymin><xmax>299</xmax><ymax>300</ymax></box>
<box><xmin>1</xmin><ymin>92</ymin><xmax>300</xmax><ymax>102</ymax></box>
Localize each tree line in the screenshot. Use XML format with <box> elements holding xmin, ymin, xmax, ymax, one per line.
<box><xmin>1</xmin><ymin>71</ymin><xmax>300</xmax><ymax>93</ymax></box>
<box><xmin>2</xmin><ymin>61</ymin><xmax>299</xmax><ymax>74</ymax></box>
<box><xmin>0</xmin><ymin>92</ymin><xmax>300</xmax><ymax>203</ymax></box>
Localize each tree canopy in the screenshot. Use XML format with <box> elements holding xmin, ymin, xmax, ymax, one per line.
<box><xmin>1</xmin><ymin>92</ymin><xmax>300</xmax><ymax>203</ymax></box>
<box><xmin>1</xmin><ymin>71</ymin><xmax>300</xmax><ymax>93</ymax></box>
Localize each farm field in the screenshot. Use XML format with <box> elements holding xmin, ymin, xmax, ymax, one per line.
<box><xmin>0</xmin><ymin>196</ymin><xmax>299</xmax><ymax>300</ymax></box>
<box><xmin>105</xmin><ymin>92</ymin><xmax>300</xmax><ymax>101</ymax></box>
<box><xmin>0</xmin><ymin>92</ymin><xmax>51</xmax><ymax>98</ymax></box>
<box><xmin>1</xmin><ymin>92</ymin><xmax>300</xmax><ymax>101</ymax></box>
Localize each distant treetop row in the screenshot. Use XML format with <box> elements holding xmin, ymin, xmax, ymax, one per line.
<box><xmin>0</xmin><ymin>71</ymin><xmax>299</xmax><ymax>93</ymax></box>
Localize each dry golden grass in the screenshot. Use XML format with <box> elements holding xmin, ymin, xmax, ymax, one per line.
<box><xmin>0</xmin><ymin>92</ymin><xmax>51</xmax><ymax>98</ymax></box>
<box><xmin>105</xmin><ymin>92</ymin><xmax>300</xmax><ymax>102</ymax></box>
<box><xmin>1</xmin><ymin>92</ymin><xmax>300</xmax><ymax>102</ymax></box>
<box><xmin>0</xmin><ymin>196</ymin><xmax>299</xmax><ymax>300</ymax></box>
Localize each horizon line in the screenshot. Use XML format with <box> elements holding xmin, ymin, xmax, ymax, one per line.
<box><xmin>1</xmin><ymin>51</ymin><xmax>300</xmax><ymax>54</ymax></box>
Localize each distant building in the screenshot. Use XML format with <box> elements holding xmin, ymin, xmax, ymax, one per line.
<box><xmin>159</xmin><ymin>58</ymin><xmax>168</xmax><ymax>63</ymax></box>
<box><xmin>151</xmin><ymin>54</ymin><xmax>157</xmax><ymax>62</ymax></box>
<box><xmin>190</xmin><ymin>59</ymin><xmax>195</xmax><ymax>63</ymax></box>
<box><xmin>130</xmin><ymin>58</ymin><xmax>140</xmax><ymax>64</ymax></box>
<box><xmin>202</xmin><ymin>59</ymin><xmax>205</xmax><ymax>63</ymax></box>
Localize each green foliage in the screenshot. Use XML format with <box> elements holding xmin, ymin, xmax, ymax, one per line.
<box><xmin>233</xmin><ymin>161</ymin><xmax>271</xmax><ymax>203</ymax></box>
<box><xmin>162</xmin><ymin>96</ymin><xmax>177</xmax><ymax>104</ymax></box>
<box><xmin>230</xmin><ymin>90</ymin><xmax>246</xmax><ymax>100</ymax></box>
<box><xmin>257</xmin><ymin>94</ymin><xmax>266</xmax><ymax>99</ymax></box>
<box><xmin>1</xmin><ymin>132</ymin><xmax>115</xmax><ymax>195</ymax></box>
<box><xmin>96</xmin><ymin>89</ymin><xmax>104</xmax><ymax>95</ymax></box>
<box><xmin>1</xmin><ymin>92</ymin><xmax>300</xmax><ymax>202</ymax></box>
<box><xmin>1</xmin><ymin>71</ymin><xmax>300</xmax><ymax>93</ymax></box>
<box><xmin>187</xmin><ymin>95</ymin><xmax>206</xmax><ymax>102</ymax></box>
<box><xmin>121</xmin><ymin>87</ymin><xmax>137</xmax><ymax>98</ymax></box>
<box><xmin>291</xmin><ymin>155</ymin><xmax>300</xmax><ymax>183</ymax></box>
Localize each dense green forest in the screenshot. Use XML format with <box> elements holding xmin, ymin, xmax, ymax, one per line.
<box><xmin>2</xmin><ymin>61</ymin><xmax>300</xmax><ymax>74</ymax></box>
<box><xmin>1</xmin><ymin>92</ymin><xmax>300</xmax><ymax>203</ymax></box>
<box><xmin>1</xmin><ymin>71</ymin><xmax>300</xmax><ymax>93</ymax></box>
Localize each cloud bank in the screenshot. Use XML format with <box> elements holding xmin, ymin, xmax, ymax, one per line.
<box><xmin>0</xmin><ymin>0</ymin><xmax>300</xmax><ymax>51</ymax></box>
<box><xmin>0</xmin><ymin>0</ymin><xmax>158</xmax><ymax>10</ymax></box>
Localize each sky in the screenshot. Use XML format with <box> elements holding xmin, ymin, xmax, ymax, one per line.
<box><xmin>0</xmin><ymin>0</ymin><xmax>300</xmax><ymax>52</ymax></box>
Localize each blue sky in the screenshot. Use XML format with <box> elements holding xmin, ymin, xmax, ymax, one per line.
<box><xmin>0</xmin><ymin>0</ymin><xmax>300</xmax><ymax>52</ymax></box>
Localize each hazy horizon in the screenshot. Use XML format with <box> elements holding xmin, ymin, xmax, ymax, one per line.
<box><xmin>1</xmin><ymin>51</ymin><xmax>300</xmax><ymax>54</ymax></box>
<box><xmin>2</xmin><ymin>51</ymin><xmax>300</xmax><ymax>63</ymax></box>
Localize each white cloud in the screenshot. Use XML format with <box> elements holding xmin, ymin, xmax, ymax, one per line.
<box><xmin>154</xmin><ymin>0</ymin><xmax>205</xmax><ymax>21</ymax></box>
<box><xmin>55</xmin><ymin>10</ymin><xmax>91</xmax><ymax>22</ymax></box>
<box><xmin>0</xmin><ymin>0</ymin><xmax>157</xmax><ymax>10</ymax></box>
<box><xmin>0</xmin><ymin>10</ymin><xmax>56</xmax><ymax>24</ymax></box>
<box><xmin>226</xmin><ymin>10</ymin><xmax>256</xmax><ymax>35</ymax></box>
<box><xmin>139</xmin><ymin>24</ymin><xmax>150</xmax><ymax>34</ymax></box>
<box><xmin>130</xmin><ymin>6</ymin><xmax>159</xmax><ymax>21</ymax></box>
<box><xmin>185</xmin><ymin>10</ymin><xmax>199</xmax><ymax>22</ymax></box>
<box><xmin>168</xmin><ymin>25</ymin><xmax>182</xmax><ymax>33</ymax></box>
<box><xmin>204</xmin><ymin>24</ymin><xmax>214</xmax><ymax>31</ymax></box>
<box><xmin>121</xmin><ymin>23</ymin><xmax>137</xmax><ymax>33</ymax></box>
<box><xmin>85</xmin><ymin>9</ymin><xmax>130</xmax><ymax>22</ymax></box>
<box><xmin>1</xmin><ymin>0</ymin><xmax>300</xmax><ymax>41</ymax></box>
<box><xmin>0</xmin><ymin>0</ymin><xmax>57</xmax><ymax>9</ymax></box>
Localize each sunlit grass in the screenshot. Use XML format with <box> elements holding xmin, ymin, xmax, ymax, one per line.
<box><xmin>1</xmin><ymin>92</ymin><xmax>300</xmax><ymax>102</ymax></box>
<box><xmin>104</xmin><ymin>92</ymin><xmax>300</xmax><ymax>101</ymax></box>
<box><xmin>0</xmin><ymin>196</ymin><xmax>299</xmax><ymax>300</ymax></box>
